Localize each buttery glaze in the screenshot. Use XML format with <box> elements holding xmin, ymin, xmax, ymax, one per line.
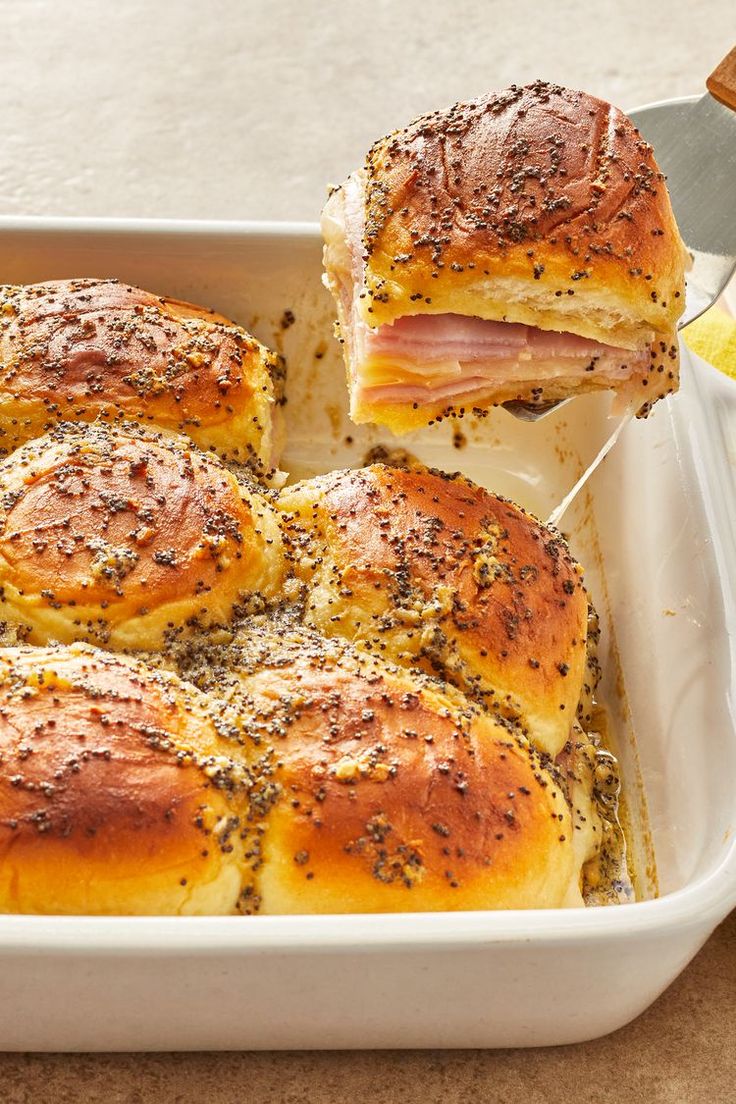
<box><xmin>582</xmin><ymin>708</ymin><xmax>634</xmax><ymax>905</ymax></box>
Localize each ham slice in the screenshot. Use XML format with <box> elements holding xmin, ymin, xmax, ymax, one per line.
<box><xmin>367</xmin><ymin>314</ymin><xmax>529</xmax><ymax>359</ymax></box>
<box><xmin>357</xmin><ymin>319</ymin><xmax>650</xmax><ymax>408</ymax></box>
<box><xmin>355</xmin><ymin>312</ymin><xmax>650</xmax><ymax>402</ymax></box>
<box><xmin>365</xmin><ymin>314</ymin><xmax>640</xmax><ymax>363</ymax></box>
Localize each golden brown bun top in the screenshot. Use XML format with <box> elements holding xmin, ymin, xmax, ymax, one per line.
<box><xmin>359</xmin><ymin>81</ymin><xmax>686</xmax><ymax>331</ymax></box>
<box><xmin>0</xmin><ymin>644</ymin><xmax>267</xmax><ymax>915</ymax></box>
<box><xmin>278</xmin><ymin>463</ymin><xmax>588</xmax><ymax>758</ymax></box>
<box><xmin>0</xmin><ymin>421</ymin><xmax>283</xmax><ymax>650</ymax></box>
<box><xmin>0</xmin><ymin>278</ymin><xmax>284</xmax><ymax>469</ymax></box>
<box><xmin>219</xmin><ymin>637</ymin><xmax>581</xmax><ymax>912</ymax></box>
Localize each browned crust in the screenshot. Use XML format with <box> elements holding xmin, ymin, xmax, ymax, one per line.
<box><xmin>243</xmin><ymin>654</ymin><xmax>576</xmax><ymax>912</ymax></box>
<box><xmin>0</xmin><ymin>645</ymin><xmax>264</xmax><ymax>915</ymax></box>
<box><xmin>0</xmin><ymin>278</ymin><xmax>284</xmax><ymax>471</ymax></box>
<box><xmin>0</xmin><ymin>422</ymin><xmax>283</xmax><ymax>650</ymax></box>
<box><xmin>359</xmin><ymin>82</ymin><xmax>686</xmax><ymax>334</ymax></box>
<box><xmin>279</xmin><ymin>464</ymin><xmax>588</xmax><ymax>757</ymax></box>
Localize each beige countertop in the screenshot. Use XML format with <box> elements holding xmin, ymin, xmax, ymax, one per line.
<box><xmin>1</xmin><ymin>0</ymin><xmax>734</xmax><ymax>1097</ymax></box>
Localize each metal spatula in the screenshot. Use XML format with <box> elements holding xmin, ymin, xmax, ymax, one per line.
<box><xmin>506</xmin><ymin>46</ymin><xmax>736</xmax><ymax>422</ymax></box>
<box><xmin>629</xmin><ymin>46</ymin><xmax>736</xmax><ymax>327</ymax></box>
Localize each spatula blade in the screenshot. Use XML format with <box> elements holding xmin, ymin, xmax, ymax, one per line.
<box><xmin>629</xmin><ymin>94</ymin><xmax>736</xmax><ymax>327</ymax></box>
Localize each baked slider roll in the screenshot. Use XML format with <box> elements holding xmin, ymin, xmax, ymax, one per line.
<box><xmin>233</xmin><ymin>646</ymin><xmax>598</xmax><ymax>911</ymax></box>
<box><xmin>322</xmin><ymin>81</ymin><xmax>688</xmax><ymax>431</ymax></box>
<box><xmin>279</xmin><ymin>464</ymin><xmax>588</xmax><ymax>758</ymax></box>
<box><xmin>0</xmin><ymin>422</ymin><xmax>283</xmax><ymax>651</ymax></box>
<box><xmin>0</xmin><ymin>644</ymin><xmax>269</xmax><ymax>915</ymax></box>
<box><xmin>0</xmin><ymin>278</ymin><xmax>284</xmax><ymax>473</ymax></box>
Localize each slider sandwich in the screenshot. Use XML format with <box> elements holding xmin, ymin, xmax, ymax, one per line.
<box><xmin>322</xmin><ymin>81</ymin><xmax>688</xmax><ymax>432</ymax></box>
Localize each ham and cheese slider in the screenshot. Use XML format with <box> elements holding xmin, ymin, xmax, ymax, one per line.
<box><xmin>173</xmin><ymin>624</ymin><xmax>602</xmax><ymax>912</ymax></box>
<box><xmin>322</xmin><ymin>81</ymin><xmax>687</xmax><ymax>432</ymax></box>
<box><xmin>0</xmin><ymin>644</ymin><xmax>266</xmax><ymax>915</ymax></box>
<box><xmin>0</xmin><ymin>422</ymin><xmax>283</xmax><ymax>651</ymax></box>
<box><xmin>0</xmin><ymin>278</ymin><xmax>285</xmax><ymax>475</ymax></box>
<box><xmin>278</xmin><ymin>463</ymin><xmax>588</xmax><ymax>760</ymax></box>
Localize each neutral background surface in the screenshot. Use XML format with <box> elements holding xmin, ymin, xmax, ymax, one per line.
<box><xmin>1</xmin><ymin>0</ymin><xmax>735</xmax><ymax>1099</ymax></box>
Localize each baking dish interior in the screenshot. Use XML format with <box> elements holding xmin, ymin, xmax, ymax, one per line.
<box><xmin>0</xmin><ymin>219</ymin><xmax>734</xmax><ymax>908</ymax></box>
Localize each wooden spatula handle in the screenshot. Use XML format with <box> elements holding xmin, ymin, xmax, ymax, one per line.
<box><xmin>707</xmin><ymin>46</ymin><xmax>736</xmax><ymax>111</ymax></box>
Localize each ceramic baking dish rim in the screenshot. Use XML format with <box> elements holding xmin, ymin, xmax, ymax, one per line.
<box><xmin>0</xmin><ymin>856</ymin><xmax>735</xmax><ymax>956</ymax></box>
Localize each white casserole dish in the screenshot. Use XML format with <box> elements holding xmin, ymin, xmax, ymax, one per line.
<box><xmin>0</xmin><ymin>217</ymin><xmax>734</xmax><ymax>1052</ymax></box>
